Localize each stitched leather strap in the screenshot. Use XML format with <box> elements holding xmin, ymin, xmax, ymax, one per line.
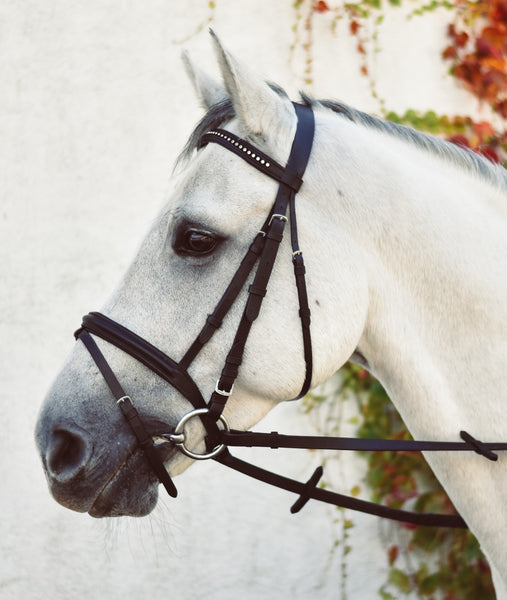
<box><xmin>214</xmin><ymin>450</ymin><xmax>467</xmax><ymax>528</ymax></box>
<box><xmin>77</xmin><ymin>330</ymin><xmax>178</xmax><ymax>498</ymax></box>
<box><xmin>219</xmin><ymin>429</ymin><xmax>507</xmax><ymax>455</ymax></box>
<box><xmin>200</xmin><ymin>129</ymin><xmax>304</xmax><ymax>192</ymax></box>
<box><xmin>179</xmin><ymin>231</ymin><xmax>266</xmax><ymax>369</ymax></box>
<box><xmin>207</xmin><ymin>103</ymin><xmax>315</xmax><ymax>420</ymax></box>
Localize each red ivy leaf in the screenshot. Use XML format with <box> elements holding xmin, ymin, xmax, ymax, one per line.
<box><xmin>473</xmin><ymin>120</ymin><xmax>495</xmax><ymax>141</ymax></box>
<box><xmin>496</xmin><ymin>99</ymin><xmax>507</xmax><ymax>118</ymax></box>
<box><xmin>350</xmin><ymin>20</ymin><xmax>361</xmax><ymax>35</ymax></box>
<box><xmin>479</xmin><ymin>146</ymin><xmax>500</xmax><ymax>163</ymax></box>
<box><xmin>489</xmin><ymin>0</ymin><xmax>507</xmax><ymax>25</ymax></box>
<box><xmin>443</xmin><ymin>45</ymin><xmax>458</xmax><ymax>59</ymax></box>
<box><xmin>448</xmin><ymin>24</ymin><xmax>469</xmax><ymax>47</ymax></box>
<box><xmin>314</xmin><ymin>0</ymin><xmax>330</xmax><ymax>13</ymax></box>
<box><xmin>481</xmin><ymin>25</ymin><xmax>507</xmax><ymax>50</ymax></box>
<box><xmin>456</xmin><ymin>31</ymin><xmax>469</xmax><ymax>48</ymax></box>
<box><xmin>476</xmin><ymin>37</ymin><xmax>503</xmax><ymax>59</ymax></box>
<box><xmin>401</xmin><ymin>522</ymin><xmax>419</xmax><ymax>531</ymax></box>
<box><xmin>447</xmin><ymin>134</ymin><xmax>471</xmax><ymax>148</ymax></box>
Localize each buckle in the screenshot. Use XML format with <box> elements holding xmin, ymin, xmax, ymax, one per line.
<box><xmin>215</xmin><ymin>381</ymin><xmax>234</xmax><ymax>397</ymax></box>
<box><xmin>268</xmin><ymin>214</ymin><xmax>288</xmax><ymax>227</ymax></box>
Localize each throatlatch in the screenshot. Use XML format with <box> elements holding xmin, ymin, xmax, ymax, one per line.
<box><xmin>75</xmin><ymin>102</ymin><xmax>506</xmax><ymax>529</ymax></box>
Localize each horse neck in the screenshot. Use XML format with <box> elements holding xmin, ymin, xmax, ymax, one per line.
<box><xmin>314</xmin><ymin>112</ymin><xmax>507</xmax><ymax>440</ymax></box>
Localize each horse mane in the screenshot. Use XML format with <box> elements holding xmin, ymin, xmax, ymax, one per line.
<box><xmin>179</xmin><ymin>91</ymin><xmax>507</xmax><ymax>191</ymax></box>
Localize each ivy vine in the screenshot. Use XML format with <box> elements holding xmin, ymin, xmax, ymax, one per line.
<box><xmin>292</xmin><ymin>0</ymin><xmax>506</xmax><ymax>163</ymax></box>
<box><xmin>343</xmin><ymin>364</ymin><xmax>495</xmax><ymax>599</ymax></box>
<box><xmin>443</xmin><ymin>0</ymin><xmax>507</xmax><ymax>119</ymax></box>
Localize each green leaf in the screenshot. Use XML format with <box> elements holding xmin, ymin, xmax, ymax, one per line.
<box><xmin>389</xmin><ymin>568</ymin><xmax>412</xmax><ymax>593</ymax></box>
<box><xmin>412</xmin><ymin>526</ymin><xmax>442</xmax><ymax>553</ymax></box>
<box><xmin>419</xmin><ymin>572</ymin><xmax>440</xmax><ymax>594</ymax></box>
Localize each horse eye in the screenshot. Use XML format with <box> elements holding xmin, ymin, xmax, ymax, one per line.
<box><xmin>179</xmin><ymin>229</ymin><xmax>218</xmax><ymax>255</ymax></box>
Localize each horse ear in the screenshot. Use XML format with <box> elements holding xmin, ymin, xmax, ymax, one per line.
<box><xmin>210</xmin><ymin>30</ymin><xmax>294</xmax><ymax>142</ymax></box>
<box><xmin>182</xmin><ymin>49</ymin><xmax>228</xmax><ymax>109</ymax></box>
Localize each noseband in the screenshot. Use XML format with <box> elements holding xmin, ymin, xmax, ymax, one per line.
<box><xmin>75</xmin><ymin>103</ymin><xmax>506</xmax><ymax>528</ymax></box>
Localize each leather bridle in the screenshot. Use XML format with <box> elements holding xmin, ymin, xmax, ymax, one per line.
<box><xmin>75</xmin><ymin>103</ymin><xmax>506</xmax><ymax>529</ymax></box>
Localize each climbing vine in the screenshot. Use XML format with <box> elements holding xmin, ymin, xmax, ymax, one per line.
<box><xmin>291</xmin><ymin>0</ymin><xmax>507</xmax><ymax>163</ymax></box>
<box><xmin>343</xmin><ymin>364</ymin><xmax>495</xmax><ymax>599</ymax></box>
<box><xmin>443</xmin><ymin>0</ymin><xmax>507</xmax><ymax>118</ymax></box>
<box><xmin>386</xmin><ymin>107</ymin><xmax>507</xmax><ymax>163</ymax></box>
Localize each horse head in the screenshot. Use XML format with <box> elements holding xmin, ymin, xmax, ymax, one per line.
<box><xmin>35</xmin><ymin>33</ymin><xmax>368</xmax><ymax>518</ymax></box>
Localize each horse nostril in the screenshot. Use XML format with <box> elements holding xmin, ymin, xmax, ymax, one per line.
<box><xmin>47</xmin><ymin>429</ymin><xmax>90</xmax><ymax>482</ymax></box>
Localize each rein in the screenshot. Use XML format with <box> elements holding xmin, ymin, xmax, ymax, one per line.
<box><xmin>75</xmin><ymin>103</ymin><xmax>505</xmax><ymax>529</ymax></box>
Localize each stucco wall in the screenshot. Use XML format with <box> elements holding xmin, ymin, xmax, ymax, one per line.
<box><xmin>0</xmin><ymin>2</ymin><xmax>489</xmax><ymax>599</ymax></box>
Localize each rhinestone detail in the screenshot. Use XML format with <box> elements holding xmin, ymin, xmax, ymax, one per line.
<box><xmin>206</xmin><ymin>131</ymin><xmax>271</xmax><ymax>168</ymax></box>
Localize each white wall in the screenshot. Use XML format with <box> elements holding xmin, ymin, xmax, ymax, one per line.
<box><xmin>0</xmin><ymin>2</ymin><xmax>489</xmax><ymax>599</ymax></box>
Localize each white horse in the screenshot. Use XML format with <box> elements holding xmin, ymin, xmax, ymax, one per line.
<box><xmin>36</xmin><ymin>34</ymin><xmax>507</xmax><ymax>596</ymax></box>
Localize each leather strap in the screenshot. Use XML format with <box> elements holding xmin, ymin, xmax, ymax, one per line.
<box><xmin>207</xmin><ymin>103</ymin><xmax>315</xmax><ymax>419</ymax></box>
<box><xmin>214</xmin><ymin>450</ymin><xmax>467</xmax><ymax>528</ymax></box>
<box><xmin>219</xmin><ymin>429</ymin><xmax>507</xmax><ymax>456</ymax></box>
<box><xmin>179</xmin><ymin>231</ymin><xmax>266</xmax><ymax>370</ymax></box>
<box><xmin>77</xmin><ymin>330</ymin><xmax>178</xmax><ymax>498</ymax></box>
<box><xmin>200</xmin><ymin>130</ymin><xmax>304</xmax><ymax>192</ymax></box>
<box><xmin>77</xmin><ymin>313</ymin><xmax>209</xmax><ymax>413</ymax></box>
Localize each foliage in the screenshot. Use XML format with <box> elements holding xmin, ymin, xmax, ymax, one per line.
<box><xmin>292</xmin><ymin>0</ymin><xmax>393</xmax><ymax>87</ymax></box>
<box><xmin>292</xmin><ymin>0</ymin><xmax>506</xmax><ymax>163</ymax></box>
<box><xmin>386</xmin><ymin>108</ymin><xmax>507</xmax><ymax>164</ymax></box>
<box><xmin>443</xmin><ymin>0</ymin><xmax>507</xmax><ymax>117</ymax></box>
<box><xmin>336</xmin><ymin>364</ymin><xmax>496</xmax><ymax>599</ymax></box>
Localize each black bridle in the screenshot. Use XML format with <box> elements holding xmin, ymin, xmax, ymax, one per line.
<box><xmin>75</xmin><ymin>103</ymin><xmax>506</xmax><ymax>529</ymax></box>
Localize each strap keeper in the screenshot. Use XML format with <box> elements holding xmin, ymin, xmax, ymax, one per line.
<box><xmin>251</xmin><ymin>233</ymin><xmax>266</xmax><ymax>249</ymax></box>
<box><xmin>299</xmin><ymin>307</ymin><xmax>311</xmax><ymax>326</ymax></box>
<box><xmin>266</xmin><ymin>230</ymin><xmax>284</xmax><ymax>243</ymax></box>
<box><xmin>206</xmin><ymin>314</ymin><xmax>222</xmax><ymax>329</ymax></box>
<box><xmin>208</xmin><ymin>392</ymin><xmax>229</xmax><ymax>420</ymax></box>
<box><xmin>460</xmin><ymin>430</ymin><xmax>498</xmax><ymax>461</ymax></box>
<box><xmin>290</xmin><ymin>466</ymin><xmax>324</xmax><ymax>514</ymax></box>
<box><xmin>280</xmin><ymin>171</ymin><xmax>303</xmax><ymax>192</ymax></box>
<box><xmin>269</xmin><ymin>431</ymin><xmax>280</xmax><ymax>449</ymax></box>
<box><xmin>225</xmin><ymin>355</ymin><xmax>243</xmax><ymax>366</ymax></box>
<box><xmin>221</xmin><ymin>364</ymin><xmax>240</xmax><ymax>381</ymax></box>
<box><xmin>292</xmin><ymin>252</ymin><xmax>306</xmax><ymax>273</ymax></box>
<box><xmin>248</xmin><ymin>284</ymin><xmax>267</xmax><ymax>297</ymax></box>
<box><xmin>294</xmin><ymin>263</ymin><xmax>306</xmax><ymax>276</ymax></box>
